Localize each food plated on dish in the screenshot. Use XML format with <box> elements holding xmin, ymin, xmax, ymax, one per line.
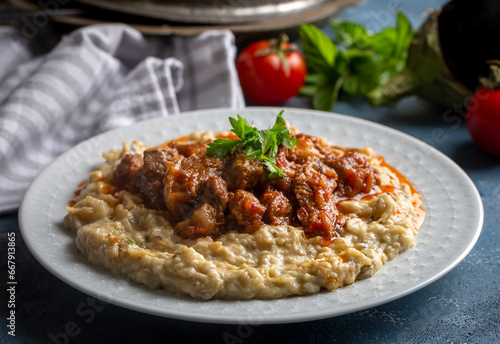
<box><xmin>19</xmin><ymin>108</ymin><xmax>482</xmax><ymax>322</ymax></box>
<box><xmin>64</xmin><ymin>111</ymin><xmax>425</xmax><ymax>300</ymax></box>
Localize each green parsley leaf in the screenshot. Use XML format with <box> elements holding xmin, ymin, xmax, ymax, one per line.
<box><xmin>229</xmin><ymin>115</ymin><xmax>249</xmax><ymax>139</ymax></box>
<box><xmin>281</xmin><ymin>136</ymin><xmax>297</xmax><ymax>150</ymax></box>
<box><xmin>270</xmin><ymin>111</ymin><xmax>287</xmax><ymax>132</ymax></box>
<box><xmin>242</xmin><ymin>144</ymin><xmax>262</xmax><ymax>159</ymax></box>
<box><xmin>126</xmin><ymin>237</ymin><xmax>135</xmax><ymax>244</ymax></box>
<box><xmin>259</xmin><ymin>130</ymin><xmax>275</xmax><ymax>157</ymax></box>
<box><xmin>206</xmin><ymin>111</ymin><xmax>296</xmax><ymax>179</ymax></box>
<box><xmin>206</xmin><ymin>138</ymin><xmax>240</xmax><ymax>157</ymax></box>
<box><xmin>262</xmin><ymin>160</ymin><xmax>285</xmax><ymax>179</ymax></box>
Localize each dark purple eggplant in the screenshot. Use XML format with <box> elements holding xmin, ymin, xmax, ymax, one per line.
<box><xmin>369</xmin><ymin>0</ymin><xmax>500</xmax><ymax>107</ymax></box>
<box><xmin>439</xmin><ymin>0</ymin><xmax>500</xmax><ymax>90</ymax></box>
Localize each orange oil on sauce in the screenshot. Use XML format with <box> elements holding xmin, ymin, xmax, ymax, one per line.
<box><xmin>108</xmin><ymin>235</ymin><xmax>122</xmax><ymax>258</ymax></box>
<box><xmin>68</xmin><ymin>179</ymin><xmax>87</xmax><ymax>206</ymax></box>
<box><xmin>96</xmin><ymin>177</ymin><xmax>121</xmax><ymax>198</ymax></box>
<box><xmin>379</xmin><ymin>157</ymin><xmax>426</xmax><ymax>229</ymax></box>
<box><xmin>157</xmin><ymin>131</ymin><xmax>239</xmax><ymax>149</ymax></box>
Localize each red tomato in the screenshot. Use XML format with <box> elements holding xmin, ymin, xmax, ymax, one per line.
<box><xmin>466</xmin><ymin>86</ymin><xmax>500</xmax><ymax>156</ymax></box>
<box><xmin>236</xmin><ymin>35</ymin><xmax>307</xmax><ymax>105</ymax></box>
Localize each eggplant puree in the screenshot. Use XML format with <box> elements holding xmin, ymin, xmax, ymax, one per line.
<box><xmin>64</xmin><ymin>130</ymin><xmax>424</xmax><ymax>300</ymax></box>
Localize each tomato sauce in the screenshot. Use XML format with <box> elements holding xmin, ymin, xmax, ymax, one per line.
<box><xmin>379</xmin><ymin>157</ymin><xmax>425</xmax><ymax>229</ymax></box>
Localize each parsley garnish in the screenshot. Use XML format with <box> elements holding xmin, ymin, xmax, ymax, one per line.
<box><xmin>125</xmin><ymin>237</ymin><xmax>135</xmax><ymax>244</ymax></box>
<box><xmin>207</xmin><ymin>110</ymin><xmax>297</xmax><ymax>179</ymax></box>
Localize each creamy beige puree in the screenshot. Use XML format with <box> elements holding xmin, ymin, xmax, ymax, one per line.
<box><xmin>64</xmin><ymin>128</ymin><xmax>423</xmax><ymax>300</ymax></box>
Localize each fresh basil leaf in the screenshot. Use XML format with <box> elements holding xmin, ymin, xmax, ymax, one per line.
<box><xmin>394</xmin><ymin>12</ymin><xmax>413</xmax><ymax>63</ymax></box>
<box><xmin>299</xmin><ymin>84</ymin><xmax>319</xmax><ymax>97</ymax></box>
<box><xmin>339</xmin><ymin>49</ymin><xmax>371</xmax><ymax>61</ymax></box>
<box><xmin>370</xmin><ymin>27</ymin><xmax>397</xmax><ymax>57</ymax></box>
<box><xmin>332</xmin><ymin>20</ymin><xmax>371</xmax><ymax>50</ymax></box>
<box><xmin>342</xmin><ymin>73</ymin><xmax>378</xmax><ymax>95</ymax></box>
<box><xmin>373</xmin><ymin>13</ymin><xmax>413</xmax><ymax>80</ymax></box>
<box><xmin>312</xmin><ymin>80</ymin><xmax>340</xmax><ymax>111</ymax></box>
<box><xmin>299</xmin><ymin>24</ymin><xmax>337</xmax><ymax>73</ymax></box>
<box><xmin>301</xmin><ymin>13</ymin><xmax>414</xmax><ymax>111</ymax></box>
<box><xmin>305</xmin><ymin>73</ymin><xmax>329</xmax><ymax>86</ymax></box>
<box><xmin>333</xmin><ymin>52</ymin><xmax>350</xmax><ymax>75</ymax></box>
<box><xmin>341</xmin><ymin>54</ymin><xmax>379</xmax><ymax>95</ymax></box>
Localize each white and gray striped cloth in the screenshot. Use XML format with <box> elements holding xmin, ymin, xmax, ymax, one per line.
<box><xmin>0</xmin><ymin>24</ymin><xmax>245</xmax><ymax>213</ymax></box>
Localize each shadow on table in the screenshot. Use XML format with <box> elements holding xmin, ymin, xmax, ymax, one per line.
<box><xmin>451</xmin><ymin>141</ymin><xmax>500</xmax><ymax>171</ymax></box>
<box><xmin>391</xmin><ymin>97</ymin><xmax>458</xmax><ymax>127</ymax></box>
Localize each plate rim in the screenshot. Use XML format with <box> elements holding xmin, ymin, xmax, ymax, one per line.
<box><xmin>19</xmin><ymin>106</ymin><xmax>484</xmax><ymax>324</ymax></box>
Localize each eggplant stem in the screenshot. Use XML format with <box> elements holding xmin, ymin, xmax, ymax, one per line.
<box><xmin>369</xmin><ymin>9</ymin><xmax>472</xmax><ymax>108</ymax></box>
<box><xmin>368</xmin><ymin>69</ymin><xmax>418</xmax><ymax>106</ymax></box>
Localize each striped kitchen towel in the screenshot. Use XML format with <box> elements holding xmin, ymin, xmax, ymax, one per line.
<box><xmin>0</xmin><ymin>24</ymin><xmax>244</xmax><ymax>213</ymax></box>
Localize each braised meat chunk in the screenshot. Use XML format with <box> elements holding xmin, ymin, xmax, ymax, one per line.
<box><xmin>113</xmin><ymin>154</ymin><xmax>143</xmax><ymax>193</ymax></box>
<box><xmin>168</xmin><ymin>141</ymin><xmax>208</xmax><ymax>157</ymax></box>
<box><xmin>139</xmin><ymin>146</ymin><xmax>179</xmax><ymax>209</ymax></box>
<box><xmin>112</xmin><ymin>147</ymin><xmax>179</xmax><ymax>209</ymax></box>
<box><xmin>175</xmin><ymin>202</ymin><xmax>220</xmax><ymax>238</ymax></box>
<box><xmin>260</xmin><ymin>191</ymin><xmax>292</xmax><ymax>226</ymax></box>
<box><xmin>262</xmin><ymin>149</ymin><xmax>298</xmax><ymax>198</ymax></box>
<box><xmin>293</xmin><ymin>161</ymin><xmax>343</xmax><ymax>241</ymax></box>
<box><xmin>285</xmin><ymin>133</ymin><xmax>333</xmax><ymax>164</ymax></box>
<box><xmin>324</xmin><ymin>151</ymin><xmax>377</xmax><ymax>198</ymax></box>
<box><xmin>163</xmin><ymin>153</ymin><xmax>226</xmax><ymax>222</ymax></box>
<box><xmin>173</xmin><ymin>176</ymin><xmax>229</xmax><ymax>238</ymax></box>
<box><xmin>223</xmin><ymin>153</ymin><xmax>264</xmax><ymax>191</ymax></box>
<box><xmin>111</xmin><ymin>132</ymin><xmax>379</xmax><ymax>243</ymax></box>
<box><xmin>228</xmin><ymin>190</ymin><xmax>266</xmax><ymax>233</ymax></box>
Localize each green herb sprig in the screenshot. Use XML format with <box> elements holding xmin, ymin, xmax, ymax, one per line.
<box><xmin>125</xmin><ymin>237</ymin><xmax>135</xmax><ymax>244</ymax></box>
<box><xmin>207</xmin><ymin>111</ymin><xmax>297</xmax><ymax>179</ymax></box>
<box><xmin>299</xmin><ymin>13</ymin><xmax>414</xmax><ymax>110</ymax></box>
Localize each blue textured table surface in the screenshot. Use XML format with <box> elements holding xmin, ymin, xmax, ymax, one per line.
<box><xmin>1</xmin><ymin>1</ymin><xmax>499</xmax><ymax>343</ymax></box>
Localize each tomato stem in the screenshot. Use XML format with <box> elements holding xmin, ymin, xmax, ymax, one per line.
<box><xmin>254</xmin><ymin>34</ymin><xmax>299</xmax><ymax>77</ymax></box>
<box><xmin>479</xmin><ymin>60</ymin><xmax>500</xmax><ymax>91</ymax></box>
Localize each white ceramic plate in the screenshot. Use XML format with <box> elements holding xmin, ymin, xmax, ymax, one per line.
<box><xmin>19</xmin><ymin>107</ymin><xmax>483</xmax><ymax>324</ymax></box>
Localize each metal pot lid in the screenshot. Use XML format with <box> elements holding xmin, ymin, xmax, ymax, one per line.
<box><xmin>73</xmin><ymin>0</ymin><xmax>350</xmax><ymax>24</ymax></box>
